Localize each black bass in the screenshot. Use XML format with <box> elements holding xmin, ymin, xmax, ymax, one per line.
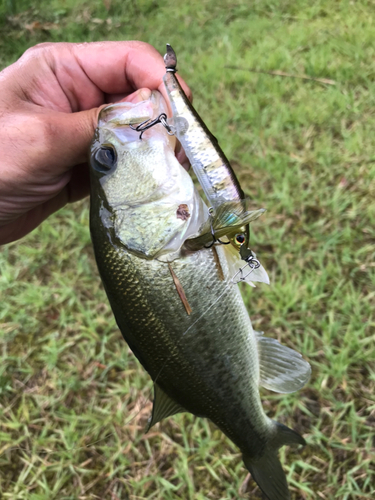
<box><xmin>89</xmin><ymin>91</ymin><xmax>311</xmax><ymax>500</ymax></box>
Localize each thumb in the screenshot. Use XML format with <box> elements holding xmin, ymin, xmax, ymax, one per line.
<box><xmin>0</xmin><ymin>106</ymin><xmax>101</xmax><ymax>244</ymax></box>
<box><xmin>45</xmin><ymin>107</ymin><xmax>102</xmax><ymax>171</ymax></box>
<box><xmin>49</xmin><ymin>88</ymin><xmax>153</xmax><ymax>172</ymax></box>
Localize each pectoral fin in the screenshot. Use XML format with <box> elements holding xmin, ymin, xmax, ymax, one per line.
<box><xmin>256</xmin><ymin>332</ymin><xmax>311</xmax><ymax>393</ymax></box>
<box><xmin>146</xmin><ymin>383</ymin><xmax>186</xmax><ymax>432</ymax></box>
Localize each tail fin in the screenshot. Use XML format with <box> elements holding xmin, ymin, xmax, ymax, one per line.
<box><xmin>243</xmin><ymin>451</ymin><xmax>290</xmax><ymax>500</ymax></box>
<box><xmin>243</xmin><ymin>422</ymin><xmax>305</xmax><ymax>500</ymax></box>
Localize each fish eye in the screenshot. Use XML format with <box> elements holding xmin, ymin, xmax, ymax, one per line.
<box><xmin>235</xmin><ymin>233</ymin><xmax>245</xmax><ymax>245</ymax></box>
<box><xmin>93</xmin><ymin>146</ymin><xmax>117</xmax><ymax>173</ymax></box>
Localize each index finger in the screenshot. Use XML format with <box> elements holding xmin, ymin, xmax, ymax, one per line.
<box><xmin>68</xmin><ymin>41</ymin><xmax>191</xmax><ymax>111</ymax></box>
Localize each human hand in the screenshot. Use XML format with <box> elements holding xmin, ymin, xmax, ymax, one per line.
<box><xmin>0</xmin><ymin>41</ymin><xmax>191</xmax><ymax>245</ymax></box>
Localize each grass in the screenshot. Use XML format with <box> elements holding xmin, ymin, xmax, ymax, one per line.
<box><xmin>0</xmin><ymin>0</ymin><xmax>374</xmax><ymax>498</ymax></box>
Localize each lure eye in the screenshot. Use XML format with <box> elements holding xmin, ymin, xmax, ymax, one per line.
<box><xmin>235</xmin><ymin>233</ymin><xmax>246</xmax><ymax>245</ymax></box>
<box><xmin>93</xmin><ymin>146</ymin><xmax>117</xmax><ymax>173</ymax></box>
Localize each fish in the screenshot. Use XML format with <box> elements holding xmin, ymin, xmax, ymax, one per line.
<box><xmin>89</xmin><ymin>90</ymin><xmax>311</xmax><ymax>500</ymax></box>
<box><xmin>163</xmin><ymin>44</ymin><xmax>244</xmax><ymax>209</ymax></box>
<box><xmin>163</xmin><ymin>44</ymin><xmax>263</xmax><ymax>277</ymax></box>
<box><xmin>163</xmin><ymin>43</ymin><xmax>269</xmax><ymax>288</ymax></box>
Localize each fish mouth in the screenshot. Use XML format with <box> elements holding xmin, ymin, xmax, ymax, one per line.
<box><xmin>92</xmin><ymin>91</ymin><xmax>206</xmax><ymax>260</ymax></box>
<box><xmin>98</xmin><ymin>91</ymin><xmax>173</xmax><ymax>143</ymax></box>
<box><xmin>98</xmin><ymin>91</ymin><xmax>190</xmax><ymax>173</ymax></box>
<box><xmin>99</xmin><ymin>90</ymin><xmax>157</xmax><ymax>126</ymax></box>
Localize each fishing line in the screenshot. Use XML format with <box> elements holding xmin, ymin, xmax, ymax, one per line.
<box><xmin>62</xmin><ymin>275</ymin><xmax>237</xmax><ymax>453</ymax></box>
<box><xmin>73</xmin><ymin>259</ymin><xmax>251</xmax><ymax>453</ymax></box>
<box><xmin>151</xmin><ymin>263</ymin><xmax>257</xmax><ymax>386</ymax></box>
<box><xmin>7</xmin><ymin>255</ymin><xmax>258</xmax><ymax>459</ymax></box>
<box><xmin>74</xmin><ymin>254</ymin><xmax>255</xmax><ymax>451</ymax></box>
<box><xmin>183</xmin><ymin>280</ymin><xmax>234</xmax><ymax>337</ymax></box>
<box><xmin>5</xmin><ymin>275</ymin><xmax>235</xmax><ymax>457</ymax></box>
<box><xmin>9</xmin><ymin>143</ymin><xmax>260</xmax><ymax>459</ymax></box>
<box><xmin>151</xmin><ymin>280</ymin><xmax>234</xmax><ymax>388</ymax></box>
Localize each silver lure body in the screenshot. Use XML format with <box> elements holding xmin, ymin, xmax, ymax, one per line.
<box><xmin>163</xmin><ymin>45</ymin><xmax>244</xmax><ymax>208</ymax></box>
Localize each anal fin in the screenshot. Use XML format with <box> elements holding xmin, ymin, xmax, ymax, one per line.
<box><xmin>256</xmin><ymin>332</ymin><xmax>311</xmax><ymax>394</ymax></box>
<box><xmin>146</xmin><ymin>383</ymin><xmax>186</xmax><ymax>432</ymax></box>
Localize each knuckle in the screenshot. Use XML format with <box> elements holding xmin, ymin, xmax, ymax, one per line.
<box><xmin>23</xmin><ymin>42</ymin><xmax>54</xmax><ymax>58</ymax></box>
<box><xmin>21</xmin><ymin>42</ymin><xmax>71</xmax><ymax>65</ymax></box>
<box><xmin>128</xmin><ymin>40</ymin><xmax>161</xmax><ymax>57</ymax></box>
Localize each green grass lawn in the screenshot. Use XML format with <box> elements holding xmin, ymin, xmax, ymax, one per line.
<box><xmin>1</xmin><ymin>0</ymin><xmax>374</xmax><ymax>498</ymax></box>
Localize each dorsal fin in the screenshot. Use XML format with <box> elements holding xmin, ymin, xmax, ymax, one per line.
<box><xmin>256</xmin><ymin>332</ymin><xmax>311</xmax><ymax>393</ymax></box>
<box><xmin>146</xmin><ymin>383</ymin><xmax>186</xmax><ymax>432</ymax></box>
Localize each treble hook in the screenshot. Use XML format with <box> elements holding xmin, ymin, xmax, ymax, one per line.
<box><xmin>204</xmin><ymin>207</ymin><xmax>231</xmax><ymax>249</ymax></box>
<box><xmin>232</xmin><ymin>250</ymin><xmax>261</xmax><ymax>283</ymax></box>
<box><xmin>130</xmin><ymin>113</ymin><xmax>175</xmax><ymax>140</ymax></box>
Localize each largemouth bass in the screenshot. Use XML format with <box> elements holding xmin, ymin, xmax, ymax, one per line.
<box><xmin>90</xmin><ymin>91</ymin><xmax>311</xmax><ymax>500</ymax></box>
